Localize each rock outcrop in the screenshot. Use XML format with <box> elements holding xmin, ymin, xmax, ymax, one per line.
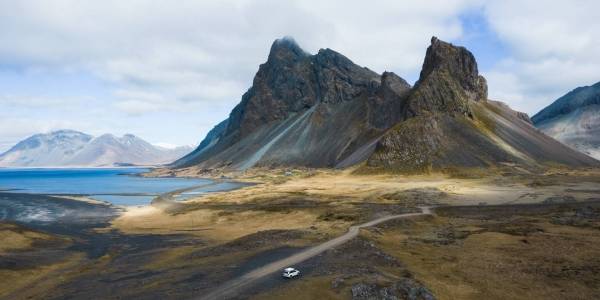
<box><xmin>174</xmin><ymin>36</ymin><xmax>598</xmax><ymax>172</ymax></box>
<box><xmin>351</xmin><ymin>279</ymin><xmax>436</xmax><ymax>300</ymax></box>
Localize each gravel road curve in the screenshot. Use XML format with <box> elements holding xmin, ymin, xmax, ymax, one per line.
<box><xmin>199</xmin><ymin>206</ymin><xmax>432</xmax><ymax>300</ymax></box>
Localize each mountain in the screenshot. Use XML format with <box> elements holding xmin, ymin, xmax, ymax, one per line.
<box><xmin>174</xmin><ymin>119</ymin><xmax>229</xmax><ymax>167</ymax></box>
<box><xmin>0</xmin><ymin>130</ymin><xmax>93</xmax><ymax>167</ymax></box>
<box><xmin>0</xmin><ymin>130</ymin><xmax>192</xmax><ymax>167</ymax></box>
<box><xmin>532</xmin><ymin>82</ymin><xmax>600</xmax><ymax>160</ymax></box>
<box><xmin>362</xmin><ymin>38</ymin><xmax>598</xmax><ymax>172</ymax></box>
<box><xmin>174</xmin><ymin>37</ymin><xmax>598</xmax><ymax>172</ymax></box>
<box><xmin>174</xmin><ymin>37</ymin><xmax>409</xmax><ymax>169</ymax></box>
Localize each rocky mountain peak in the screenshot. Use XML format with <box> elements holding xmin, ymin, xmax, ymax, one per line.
<box><xmin>176</xmin><ymin>36</ymin><xmax>598</xmax><ymax>171</ymax></box>
<box><xmin>224</xmin><ymin>37</ymin><xmax>381</xmax><ymax>139</ymax></box>
<box><xmin>380</xmin><ymin>71</ymin><xmax>411</xmax><ymax>97</ymax></box>
<box><xmin>267</xmin><ymin>36</ymin><xmax>308</xmax><ymax>63</ymax></box>
<box><xmin>45</xmin><ymin>130</ymin><xmax>92</xmax><ymax>142</ymax></box>
<box><xmin>402</xmin><ymin>37</ymin><xmax>488</xmax><ymax>118</ymax></box>
<box><xmin>418</xmin><ymin>36</ymin><xmax>487</xmax><ymax>102</ymax></box>
<box><xmin>419</xmin><ymin>37</ymin><xmax>475</xmax><ymax>80</ymax></box>
<box><xmin>49</xmin><ymin>129</ymin><xmax>88</xmax><ymax>136</ymax></box>
<box><xmin>314</xmin><ymin>48</ymin><xmax>353</xmax><ymax>68</ymax></box>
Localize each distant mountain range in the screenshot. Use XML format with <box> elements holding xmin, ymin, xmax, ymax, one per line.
<box><xmin>532</xmin><ymin>82</ymin><xmax>600</xmax><ymax>160</ymax></box>
<box><xmin>0</xmin><ymin>130</ymin><xmax>192</xmax><ymax>167</ymax></box>
<box><xmin>173</xmin><ymin>36</ymin><xmax>598</xmax><ymax>172</ymax></box>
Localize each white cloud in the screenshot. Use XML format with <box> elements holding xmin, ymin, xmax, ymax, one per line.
<box><xmin>482</xmin><ymin>0</ymin><xmax>600</xmax><ymax>115</ymax></box>
<box><xmin>2</xmin><ymin>0</ymin><xmax>599</xmax><ymax>149</ymax></box>
<box><xmin>0</xmin><ymin>94</ymin><xmax>73</xmax><ymax>108</ymax></box>
<box><xmin>0</xmin><ymin>0</ymin><xmax>480</xmax><ymax>104</ymax></box>
<box><xmin>0</xmin><ymin>0</ymin><xmax>485</xmax><ymax>149</ymax></box>
<box><xmin>0</xmin><ymin>117</ymin><xmax>81</xmax><ymax>152</ymax></box>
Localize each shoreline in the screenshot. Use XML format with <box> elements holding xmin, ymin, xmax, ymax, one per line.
<box><xmin>0</xmin><ymin>176</ymin><xmax>254</xmax><ymax>228</ymax></box>
<box><xmin>0</xmin><ymin>166</ymin><xmax>161</xmax><ymax>170</ymax></box>
<box><xmin>0</xmin><ymin>192</ymin><xmax>119</xmax><ymax>230</ymax></box>
<box><xmin>0</xmin><ymin>167</ymin><xmax>252</xmax><ymax>209</ymax></box>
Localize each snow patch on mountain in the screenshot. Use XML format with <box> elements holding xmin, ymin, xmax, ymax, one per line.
<box><xmin>0</xmin><ymin>130</ymin><xmax>193</xmax><ymax>167</ymax></box>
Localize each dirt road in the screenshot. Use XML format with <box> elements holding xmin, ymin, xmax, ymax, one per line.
<box><xmin>199</xmin><ymin>206</ymin><xmax>432</xmax><ymax>300</ymax></box>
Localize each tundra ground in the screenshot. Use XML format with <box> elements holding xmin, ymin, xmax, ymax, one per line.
<box><xmin>1</xmin><ymin>168</ymin><xmax>600</xmax><ymax>299</ymax></box>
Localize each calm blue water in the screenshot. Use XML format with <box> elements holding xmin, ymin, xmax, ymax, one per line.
<box><xmin>0</xmin><ymin>168</ymin><xmax>212</xmax><ymax>206</ymax></box>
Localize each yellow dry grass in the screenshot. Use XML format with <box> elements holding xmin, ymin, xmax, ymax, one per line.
<box><xmin>113</xmin><ymin>168</ymin><xmax>600</xmax><ymax>246</ymax></box>
<box><xmin>0</xmin><ymin>253</ymin><xmax>85</xmax><ymax>299</ymax></box>
<box><xmin>0</xmin><ymin>223</ymin><xmax>53</xmax><ymax>253</ymax></box>
<box><xmin>372</xmin><ymin>216</ymin><xmax>600</xmax><ymax>300</ymax></box>
<box><xmin>251</xmin><ymin>275</ymin><xmax>342</xmax><ymax>300</ymax></box>
<box><xmin>188</xmin><ymin>168</ymin><xmax>600</xmax><ymax>206</ymax></box>
<box><xmin>111</xmin><ymin>205</ymin><xmax>339</xmax><ymax>244</ymax></box>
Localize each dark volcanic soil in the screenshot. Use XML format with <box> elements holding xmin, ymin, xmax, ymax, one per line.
<box><xmin>4</xmin><ymin>191</ymin><xmax>600</xmax><ymax>300</ymax></box>
<box><xmin>0</xmin><ymin>193</ymin><xmax>207</xmax><ymax>299</ymax></box>
<box><xmin>0</xmin><ymin>192</ymin><xmax>117</xmax><ymax>226</ymax></box>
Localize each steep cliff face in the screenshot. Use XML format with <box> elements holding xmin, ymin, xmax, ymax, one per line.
<box><xmin>175</xmin><ymin>36</ymin><xmax>598</xmax><ymax>171</ymax></box>
<box><xmin>368</xmin><ymin>71</ymin><xmax>411</xmax><ymax>129</ymax></box>
<box><xmin>533</xmin><ymin>82</ymin><xmax>600</xmax><ymax>159</ymax></box>
<box><xmin>225</xmin><ymin>38</ymin><xmax>315</xmax><ymax>139</ymax></box>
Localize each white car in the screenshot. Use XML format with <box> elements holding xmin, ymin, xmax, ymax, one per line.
<box><xmin>282</xmin><ymin>267</ymin><xmax>300</xmax><ymax>278</ymax></box>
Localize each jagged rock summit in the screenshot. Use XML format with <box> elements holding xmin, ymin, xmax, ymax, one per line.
<box><xmin>404</xmin><ymin>37</ymin><xmax>487</xmax><ymax>118</ymax></box>
<box><xmin>175</xmin><ymin>37</ymin><xmax>598</xmax><ymax>172</ymax></box>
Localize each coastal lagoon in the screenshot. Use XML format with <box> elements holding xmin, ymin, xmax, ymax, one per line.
<box><xmin>0</xmin><ymin>168</ymin><xmax>226</xmax><ymax>206</ymax></box>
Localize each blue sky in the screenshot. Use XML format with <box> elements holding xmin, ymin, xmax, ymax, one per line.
<box><xmin>1</xmin><ymin>0</ymin><xmax>599</xmax><ymax>152</ymax></box>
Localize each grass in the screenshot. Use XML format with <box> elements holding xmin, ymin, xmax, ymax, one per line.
<box><xmin>371</xmin><ymin>207</ymin><xmax>600</xmax><ymax>300</ymax></box>
<box><xmin>6</xmin><ymin>169</ymin><xmax>600</xmax><ymax>298</ymax></box>
<box><xmin>0</xmin><ymin>252</ymin><xmax>85</xmax><ymax>299</ymax></box>
<box><xmin>0</xmin><ymin>223</ymin><xmax>59</xmax><ymax>253</ymax></box>
<box><xmin>251</xmin><ymin>275</ymin><xmax>343</xmax><ymax>300</ymax></box>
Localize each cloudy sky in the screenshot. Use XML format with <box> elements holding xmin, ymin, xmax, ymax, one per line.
<box><xmin>1</xmin><ymin>0</ymin><xmax>599</xmax><ymax>152</ymax></box>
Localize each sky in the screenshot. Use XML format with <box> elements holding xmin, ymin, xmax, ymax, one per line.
<box><xmin>1</xmin><ymin>0</ymin><xmax>600</xmax><ymax>152</ymax></box>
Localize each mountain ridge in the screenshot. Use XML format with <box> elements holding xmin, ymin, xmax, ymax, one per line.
<box><xmin>174</xmin><ymin>36</ymin><xmax>403</xmax><ymax>169</ymax></box>
<box><xmin>0</xmin><ymin>130</ymin><xmax>192</xmax><ymax>167</ymax></box>
<box><xmin>532</xmin><ymin>81</ymin><xmax>600</xmax><ymax>160</ymax></box>
<box><xmin>174</xmin><ymin>36</ymin><xmax>598</xmax><ymax>172</ymax></box>
<box><xmin>532</xmin><ymin>81</ymin><xmax>600</xmax><ymax>124</ymax></box>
